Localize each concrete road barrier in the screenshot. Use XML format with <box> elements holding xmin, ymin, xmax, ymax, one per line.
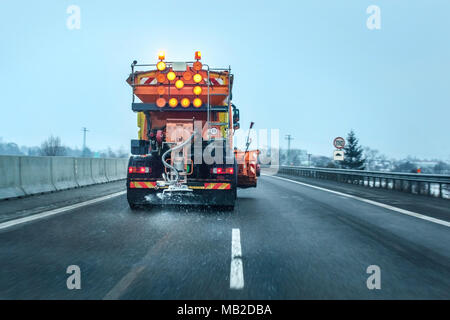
<box><xmin>52</xmin><ymin>157</ymin><xmax>78</xmax><ymax>190</ymax></box>
<box><xmin>105</xmin><ymin>158</ymin><xmax>128</xmax><ymax>181</ymax></box>
<box><xmin>105</xmin><ymin>159</ymin><xmax>118</xmax><ymax>182</ymax></box>
<box><xmin>74</xmin><ymin>158</ymin><xmax>94</xmax><ymax>187</ymax></box>
<box><xmin>91</xmin><ymin>158</ymin><xmax>108</xmax><ymax>184</ymax></box>
<box><xmin>0</xmin><ymin>156</ymin><xmax>25</xmax><ymax>200</ymax></box>
<box><xmin>20</xmin><ymin>156</ymin><xmax>56</xmax><ymax>195</ymax></box>
<box><xmin>0</xmin><ymin>155</ymin><xmax>128</xmax><ymax>200</ymax></box>
<box><xmin>117</xmin><ymin>159</ymin><xmax>128</xmax><ymax>179</ymax></box>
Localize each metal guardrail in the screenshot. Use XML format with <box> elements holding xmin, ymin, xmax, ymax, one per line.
<box><xmin>277</xmin><ymin>166</ymin><xmax>450</xmax><ymax>199</ymax></box>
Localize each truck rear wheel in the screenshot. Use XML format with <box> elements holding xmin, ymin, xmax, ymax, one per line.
<box><xmin>128</xmin><ymin>201</ymin><xmax>140</xmax><ymax>210</ymax></box>
<box><xmin>223</xmin><ymin>204</ymin><xmax>235</xmax><ymax>211</ymax></box>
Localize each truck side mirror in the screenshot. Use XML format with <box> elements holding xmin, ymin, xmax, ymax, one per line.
<box><xmin>233</xmin><ymin>108</ymin><xmax>240</xmax><ymax>124</ymax></box>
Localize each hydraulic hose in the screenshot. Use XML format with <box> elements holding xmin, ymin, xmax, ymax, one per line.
<box><xmin>161</xmin><ymin>131</ymin><xmax>196</xmax><ymax>183</ymax></box>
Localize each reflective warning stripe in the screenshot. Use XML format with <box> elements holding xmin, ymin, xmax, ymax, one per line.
<box><xmin>130</xmin><ymin>181</ymin><xmax>156</xmax><ymax>189</ymax></box>
<box><xmin>130</xmin><ymin>182</ymin><xmax>230</xmax><ymax>190</ymax></box>
<box><xmin>204</xmin><ymin>183</ymin><xmax>231</xmax><ymax>190</ymax></box>
<box><xmin>208</xmin><ymin>77</ymin><xmax>224</xmax><ymax>86</ymax></box>
<box><xmin>139</xmin><ymin>77</ymin><xmax>157</xmax><ymax>85</ymax></box>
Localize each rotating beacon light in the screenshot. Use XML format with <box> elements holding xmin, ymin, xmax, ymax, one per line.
<box><xmin>156</xmin><ymin>51</ymin><xmax>166</xmax><ymax>71</ymax></box>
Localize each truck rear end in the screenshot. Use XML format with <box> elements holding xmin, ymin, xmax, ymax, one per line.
<box><xmin>125</xmin><ymin>51</ymin><xmax>256</xmax><ymax>210</ymax></box>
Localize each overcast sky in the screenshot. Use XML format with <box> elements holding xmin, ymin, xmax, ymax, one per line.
<box><xmin>0</xmin><ymin>0</ymin><xmax>449</xmax><ymax>160</ymax></box>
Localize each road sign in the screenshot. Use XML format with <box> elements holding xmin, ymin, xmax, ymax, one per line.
<box><xmin>333</xmin><ymin>150</ymin><xmax>344</xmax><ymax>161</ymax></box>
<box><xmin>333</xmin><ymin>137</ymin><xmax>345</xmax><ymax>149</ymax></box>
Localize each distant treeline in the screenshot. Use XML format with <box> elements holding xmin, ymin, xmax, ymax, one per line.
<box><xmin>0</xmin><ymin>136</ymin><xmax>129</xmax><ymax>159</ymax></box>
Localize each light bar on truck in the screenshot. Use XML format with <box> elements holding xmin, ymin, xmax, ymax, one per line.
<box><xmin>156</xmin><ymin>61</ymin><xmax>166</xmax><ymax>71</ymax></box>
<box><xmin>156</xmin><ymin>73</ymin><xmax>166</xmax><ymax>83</ymax></box>
<box><xmin>175</xmin><ymin>79</ymin><xmax>184</xmax><ymax>89</ymax></box>
<box><xmin>195</xmin><ymin>51</ymin><xmax>201</xmax><ymax>60</ymax></box>
<box><xmin>158</xmin><ymin>51</ymin><xmax>165</xmax><ymax>60</ymax></box>
<box><xmin>193</xmin><ymin>98</ymin><xmax>202</xmax><ymax>108</ymax></box>
<box><xmin>156</xmin><ymin>97</ymin><xmax>166</xmax><ymax>108</ymax></box>
<box><xmin>181</xmin><ymin>98</ymin><xmax>190</xmax><ymax>108</ymax></box>
<box><xmin>183</xmin><ymin>71</ymin><xmax>192</xmax><ymax>81</ymax></box>
<box><xmin>167</xmin><ymin>71</ymin><xmax>176</xmax><ymax>81</ymax></box>
<box><xmin>193</xmin><ymin>61</ymin><xmax>202</xmax><ymax>71</ymax></box>
<box><xmin>169</xmin><ymin>98</ymin><xmax>178</xmax><ymax>108</ymax></box>
<box><xmin>157</xmin><ymin>85</ymin><xmax>165</xmax><ymax>95</ymax></box>
<box><xmin>193</xmin><ymin>73</ymin><xmax>202</xmax><ymax>83</ymax></box>
<box><xmin>193</xmin><ymin>86</ymin><xmax>202</xmax><ymax>95</ymax></box>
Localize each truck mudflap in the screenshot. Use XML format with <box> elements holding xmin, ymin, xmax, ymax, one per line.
<box><xmin>127</xmin><ymin>181</ymin><xmax>236</xmax><ymax>207</ymax></box>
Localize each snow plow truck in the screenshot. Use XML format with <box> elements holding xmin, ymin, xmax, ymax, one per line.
<box><xmin>126</xmin><ymin>51</ymin><xmax>259</xmax><ymax>210</ymax></box>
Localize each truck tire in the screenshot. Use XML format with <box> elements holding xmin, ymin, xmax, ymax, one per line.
<box><xmin>128</xmin><ymin>201</ymin><xmax>140</xmax><ymax>210</ymax></box>
<box><xmin>223</xmin><ymin>204</ymin><xmax>235</xmax><ymax>211</ymax></box>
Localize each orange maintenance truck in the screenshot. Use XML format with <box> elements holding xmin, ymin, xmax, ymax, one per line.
<box><xmin>126</xmin><ymin>52</ymin><xmax>258</xmax><ymax>209</ymax></box>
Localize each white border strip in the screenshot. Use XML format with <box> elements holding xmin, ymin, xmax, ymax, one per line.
<box><xmin>230</xmin><ymin>228</ymin><xmax>244</xmax><ymax>289</ymax></box>
<box><xmin>263</xmin><ymin>174</ymin><xmax>450</xmax><ymax>228</ymax></box>
<box><xmin>0</xmin><ymin>191</ymin><xmax>126</xmax><ymax>231</ymax></box>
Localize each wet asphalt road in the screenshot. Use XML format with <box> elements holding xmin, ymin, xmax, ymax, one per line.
<box><xmin>0</xmin><ymin>175</ymin><xmax>449</xmax><ymax>299</ymax></box>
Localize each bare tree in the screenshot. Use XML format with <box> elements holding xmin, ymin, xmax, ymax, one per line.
<box><xmin>40</xmin><ymin>135</ymin><xmax>66</xmax><ymax>156</ymax></box>
<box><xmin>363</xmin><ymin>146</ymin><xmax>379</xmax><ymax>170</ymax></box>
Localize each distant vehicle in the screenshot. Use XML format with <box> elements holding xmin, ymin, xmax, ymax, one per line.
<box><xmin>125</xmin><ymin>52</ymin><xmax>259</xmax><ymax>209</ymax></box>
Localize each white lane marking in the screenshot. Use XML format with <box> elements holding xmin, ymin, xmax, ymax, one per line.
<box><xmin>230</xmin><ymin>228</ymin><xmax>244</xmax><ymax>289</ymax></box>
<box><xmin>263</xmin><ymin>174</ymin><xmax>450</xmax><ymax>228</ymax></box>
<box><xmin>103</xmin><ymin>266</ymin><xmax>146</xmax><ymax>300</ymax></box>
<box><xmin>103</xmin><ymin>231</ymin><xmax>172</xmax><ymax>300</ymax></box>
<box><xmin>0</xmin><ymin>191</ymin><xmax>126</xmax><ymax>231</ymax></box>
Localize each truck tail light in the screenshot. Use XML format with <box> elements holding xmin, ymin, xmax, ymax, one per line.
<box><xmin>211</xmin><ymin>167</ymin><xmax>234</xmax><ymax>174</ymax></box>
<box><xmin>128</xmin><ymin>166</ymin><xmax>151</xmax><ymax>174</ymax></box>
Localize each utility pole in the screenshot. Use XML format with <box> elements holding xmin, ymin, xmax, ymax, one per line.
<box><xmin>82</xmin><ymin>127</ymin><xmax>88</xmax><ymax>157</ymax></box>
<box><xmin>285</xmin><ymin>134</ymin><xmax>294</xmax><ymax>165</ymax></box>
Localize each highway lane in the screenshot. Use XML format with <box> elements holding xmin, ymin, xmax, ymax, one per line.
<box><xmin>0</xmin><ymin>175</ymin><xmax>449</xmax><ymax>299</ymax></box>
